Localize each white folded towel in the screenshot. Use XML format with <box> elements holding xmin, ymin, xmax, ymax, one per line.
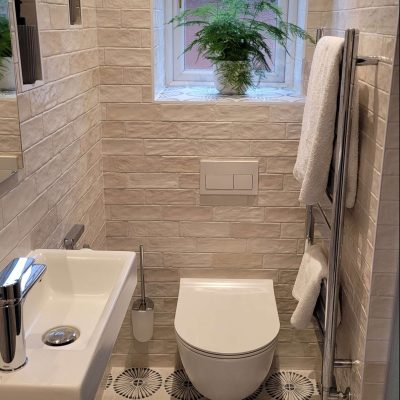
<box><xmin>293</xmin><ymin>36</ymin><xmax>359</xmax><ymax>208</ymax></box>
<box><xmin>291</xmin><ymin>245</ymin><xmax>328</xmax><ymax>330</ymax></box>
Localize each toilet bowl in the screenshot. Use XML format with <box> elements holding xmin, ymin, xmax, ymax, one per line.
<box><xmin>174</xmin><ymin>278</ymin><xmax>280</xmax><ymax>400</ymax></box>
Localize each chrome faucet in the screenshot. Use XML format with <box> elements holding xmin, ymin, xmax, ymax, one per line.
<box><xmin>0</xmin><ymin>257</ymin><xmax>46</xmax><ymax>371</ymax></box>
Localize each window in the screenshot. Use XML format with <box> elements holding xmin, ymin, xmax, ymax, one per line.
<box><xmin>164</xmin><ymin>0</ymin><xmax>301</xmax><ymax>87</ymax></box>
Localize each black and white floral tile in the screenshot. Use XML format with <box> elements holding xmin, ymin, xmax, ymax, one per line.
<box><xmin>102</xmin><ymin>367</ymin><xmax>321</xmax><ymax>400</ymax></box>
<box><xmin>155</xmin><ymin>86</ymin><xmax>304</xmax><ymax>103</ymax></box>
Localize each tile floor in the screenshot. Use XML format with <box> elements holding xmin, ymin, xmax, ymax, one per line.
<box><xmin>102</xmin><ymin>367</ymin><xmax>321</xmax><ymax>400</ymax></box>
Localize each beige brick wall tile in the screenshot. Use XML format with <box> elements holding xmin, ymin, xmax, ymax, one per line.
<box><xmin>129</xmin><ymin>221</ymin><xmax>180</xmax><ymax>237</ymax></box>
<box><xmin>123</xmin><ymin>67</ymin><xmax>152</xmax><ymax>85</ymax></box>
<box><xmin>180</xmin><ymin>222</ymin><xmax>230</xmax><ymax>237</ymax></box>
<box><xmin>259</xmin><ymin>174</ymin><xmax>284</xmax><ymax>190</ymax></box>
<box><xmin>19</xmin><ymin>115</ymin><xmax>44</xmax><ymax>151</ymax></box>
<box><xmin>121</xmin><ymin>10</ymin><xmax>151</xmax><ymax>28</ymax></box>
<box><xmin>251</xmin><ymin>140</ymin><xmax>299</xmax><ymax>157</ymax></box>
<box><xmin>69</xmin><ymin>49</ymin><xmax>99</xmax><ymax>74</ymax></box>
<box><xmin>232</xmin><ymin>123</ymin><xmax>286</xmax><ymax>139</ymax></box>
<box><xmin>102</xmin><ymin>138</ymin><xmax>143</xmax><ymax>154</ymax></box>
<box><xmin>258</xmin><ymin>191</ymin><xmax>300</xmax><ymax>207</ymax></box>
<box><xmin>126</xmin><ymin>173</ymin><xmax>179</xmax><ymax>189</ymax></box>
<box><xmin>106</xmin><ymin>205</ymin><xmax>162</xmax><ymax>220</ymax></box>
<box><xmin>125</xmin><ymin>122</ymin><xmax>179</xmax><ymax>138</ymax></box>
<box><xmin>49</xmin><ymin>5</ymin><xmax>69</xmax><ymax>29</ymax></box>
<box><xmin>214</xmin><ymin>105</ymin><xmax>269</xmax><ymax>122</ymax></box>
<box><xmin>145</xmin><ymin>237</ymin><xmax>197</xmax><ymax>253</ymax></box>
<box><xmin>104</xmin><ymin>49</ymin><xmax>151</xmax><ymax>66</ymax></box>
<box><xmin>100</xmin><ymin>67</ymin><xmax>124</xmax><ymax>84</ymax></box>
<box><xmin>164</xmin><ymin>253</ymin><xmax>213</xmax><ymax>268</ymax></box>
<box><xmin>214</xmin><ymin>207</ymin><xmax>265</xmax><ymax>222</ymax></box>
<box><xmin>269</xmin><ymin>103</ymin><xmax>304</xmax><ymax>122</ymax></box>
<box><xmin>197</xmin><ymin>238</ymin><xmax>247</xmax><ymax>253</ymax></box>
<box><xmin>161</xmin><ymin>206</ymin><xmax>213</xmax><ymax>221</ymax></box>
<box><xmin>106</xmin><ymin>221</ymin><xmax>129</xmax><ymax>237</ymax></box>
<box><xmin>199</xmin><ymin>140</ymin><xmax>251</xmax><ymax>157</ymax></box>
<box><xmin>0</xmin><ymin>100</ymin><xmax>18</xmax><ymax>118</ymax></box>
<box><xmin>230</xmin><ymin>223</ymin><xmax>281</xmax><ymax>238</ymax></box>
<box><xmin>97</xmin><ymin>28</ymin><xmax>141</xmax><ymax>47</ymax></box>
<box><xmin>18</xmin><ymin>194</ymin><xmax>49</xmax><ymax>238</ymax></box>
<box><xmin>144</xmin><ymin>139</ymin><xmax>198</xmax><ymax>156</ymax></box>
<box><xmin>96</xmin><ymin>9</ymin><xmax>121</xmax><ymax>27</ymax></box>
<box><xmin>266</xmin><ymin>157</ymin><xmax>296</xmax><ymax>173</ymax></box>
<box><xmin>104</xmin><ymin>189</ymin><xmax>145</xmax><ymax>204</ymax></box>
<box><xmin>1</xmin><ymin>177</ymin><xmax>37</xmax><ymax>225</ymax></box>
<box><xmin>23</xmin><ymin>137</ymin><xmax>53</xmax><ymax>176</ymax></box>
<box><xmin>103</xmin><ymin>0</ymin><xmax>150</xmax><ymax>8</ymax></box>
<box><xmin>106</xmin><ymin>104</ymin><xmax>160</xmax><ymax>120</ymax></box>
<box><xmin>145</xmin><ymin>189</ymin><xmax>197</xmax><ymax>205</ymax></box>
<box><xmin>0</xmin><ymin>220</ymin><xmax>20</xmax><ymax>262</ymax></box>
<box><xmin>160</xmin><ymin>104</ymin><xmax>215</xmax><ymax>122</ymax></box>
<box><xmin>248</xmin><ymin>238</ymin><xmax>298</xmax><ymax>254</ymax></box>
<box><xmin>212</xmin><ymin>253</ymin><xmax>263</xmax><ymax>268</ymax></box>
<box><xmin>0</xmin><ymin>118</ymin><xmax>20</xmax><ymax>136</ymax></box>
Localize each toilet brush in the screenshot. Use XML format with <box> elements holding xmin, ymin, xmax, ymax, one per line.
<box><xmin>131</xmin><ymin>245</ymin><xmax>154</xmax><ymax>342</ymax></box>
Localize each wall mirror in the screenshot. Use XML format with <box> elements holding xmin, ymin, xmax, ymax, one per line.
<box><xmin>0</xmin><ymin>0</ymin><xmax>23</xmax><ymax>184</ymax></box>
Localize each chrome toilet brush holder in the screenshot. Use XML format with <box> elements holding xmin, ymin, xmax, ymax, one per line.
<box><xmin>131</xmin><ymin>245</ymin><xmax>154</xmax><ymax>342</ymax></box>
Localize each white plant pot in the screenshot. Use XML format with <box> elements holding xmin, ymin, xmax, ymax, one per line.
<box><xmin>213</xmin><ymin>61</ymin><xmax>247</xmax><ymax>95</ymax></box>
<box><xmin>213</xmin><ymin>63</ymin><xmax>239</xmax><ymax>95</ymax></box>
<box><xmin>0</xmin><ymin>57</ymin><xmax>16</xmax><ymax>91</ymax></box>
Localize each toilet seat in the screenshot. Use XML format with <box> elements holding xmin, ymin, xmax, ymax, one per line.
<box><xmin>175</xmin><ymin>278</ymin><xmax>280</xmax><ymax>356</ymax></box>
<box><xmin>176</xmin><ymin>332</ymin><xmax>278</xmax><ymax>360</ymax></box>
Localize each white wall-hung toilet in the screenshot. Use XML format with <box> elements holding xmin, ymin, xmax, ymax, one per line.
<box><xmin>174</xmin><ymin>278</ymin><xmax>280</xmax><ymax>400</ymax></box>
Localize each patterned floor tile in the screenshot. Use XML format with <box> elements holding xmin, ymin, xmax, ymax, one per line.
<box><xmin>102</xmin><ymin>367</ymin><xmax>321</xmax><ymax>400</ymax></box>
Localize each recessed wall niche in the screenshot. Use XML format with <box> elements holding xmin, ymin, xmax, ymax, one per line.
<box><xmin>13</xmin><ymin>0</ymin><xmax>42</xmax><ymax>86</ymax></box>
<box><xmin>69</xmin><ymin>0</ymin><xmax>81</xmax><ymax>25</ymax></box>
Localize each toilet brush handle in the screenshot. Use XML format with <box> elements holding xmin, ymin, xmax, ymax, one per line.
<box><xmin>139</xmin><ymin>245</ymin><xmax>146</xmax><ymax>305</ymax></box>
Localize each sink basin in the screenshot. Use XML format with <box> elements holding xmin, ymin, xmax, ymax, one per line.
<box><xmin>0</xmin><ymin>249</ymin><xmax>137</xmax><ymax>400</ymax></box>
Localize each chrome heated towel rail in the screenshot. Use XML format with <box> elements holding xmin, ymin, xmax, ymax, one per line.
<box><xmin>306</xmin><ymin>28</ymin><xmax>382</xmax><ymax>400</ymax></box>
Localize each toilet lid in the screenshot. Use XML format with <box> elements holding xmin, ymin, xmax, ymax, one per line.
<box><xmin>174</xmin><ymin>278</ymin><xmax>280</xmax><ymax>355</ymax></box>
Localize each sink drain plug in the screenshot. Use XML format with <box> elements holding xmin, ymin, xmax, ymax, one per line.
<box><xmin>43</xmin><ymin>326</ymin><xmax>80</xmax><ymax>346</ymax></box>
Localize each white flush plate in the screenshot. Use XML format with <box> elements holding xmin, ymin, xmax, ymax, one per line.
<box><xmin>200</xmin><ymin>159</ymin><xmax>259</xmax><ymax>195</ymax></box>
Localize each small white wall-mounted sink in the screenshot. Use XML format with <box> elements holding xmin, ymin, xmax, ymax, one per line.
<box><xmin>0</xmin><ymin>249</ymin><xmax>137</xmax><ymax>400</ymax></box>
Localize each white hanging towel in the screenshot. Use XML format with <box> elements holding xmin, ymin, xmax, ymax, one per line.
<box><xmin>293</xmin><ymin>36</ymin><xmax>360</xmax><ymax>208</ymax></box>
<box><xmin>291</xmin><ymin>245</ymin><xmax>328</xmax><ymax>330</ymax></box>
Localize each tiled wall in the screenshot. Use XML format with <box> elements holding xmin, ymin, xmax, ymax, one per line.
<box><xmin>0</xmin><ymin>0</ymin><xmax>105</xmax><ymax>267</ymax></box>
<box><xmin>0</xmin><ymin>97</ymin><xmax>21</xmax><ymax>155</ymax></box>
<box><xmin>0</xmin><ymin>1</ymin><xmax>398</xmax><ymax>398</ymax></box>
<box><xmin>306</xmin><ymin>1</ymin><xmax>399</xmax><ymax>399</ymax></box>
<box><xmin>98</xmin><ymin>0</ymin><xmax>323</xmax><ymax>370</ymax></box>
<box><xmin>364</xmin><ymin>30</ymin><xmax>399</xmax><ymax>400</ymax></box>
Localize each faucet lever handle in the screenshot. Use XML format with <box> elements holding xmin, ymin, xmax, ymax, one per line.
<box><xmin>0</xmin><ymin>257</ymin><xmax>45</xmax><ymax>303</ymax></box>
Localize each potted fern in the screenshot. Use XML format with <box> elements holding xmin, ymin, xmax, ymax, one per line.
<box><xmin>0</xmin><ymin>15</ymin><xmax>14</xmax><ymax>91</ymax></box>
<box><xmin>170</xmin><ymin>0</ymin><xmax>313</xmax><ymax>95</ymax></box>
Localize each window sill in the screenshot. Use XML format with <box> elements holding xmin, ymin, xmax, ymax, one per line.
<box><xmin>155</xmin><ymin>86</ymin><xmax>304</xmax><ymax>103</ymax></box>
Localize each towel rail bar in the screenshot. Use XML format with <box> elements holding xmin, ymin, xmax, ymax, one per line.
<box><xmin>317</xmin><ymin>203</ymin><xmax>332</xmax><ymax>230</ymax></box>
<box><xmin>305</xmin><ymin>28</ymin><xmax>382</xmax><ymax>400</ymax></box>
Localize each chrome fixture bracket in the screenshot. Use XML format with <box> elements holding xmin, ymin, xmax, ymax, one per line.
<box><xmin>356</xmin><ymin>55</ymin><xmax>387</xmax><ymax>66</ymax></box>
<box><xmin>326</xmin><ymin>387</ymin><xmax>352</xmax><ymax>399</ymax></box>
<box><xmin>64</xmin><ymin>224</ymin><xmax>84</xmax><ymax>249</ymax></box>
<box><xmin>334</xmin><ymin>359</ymin><xmax>360</xmax><ymax>369</ymax></box>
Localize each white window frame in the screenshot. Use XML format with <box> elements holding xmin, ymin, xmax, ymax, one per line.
<box><xmin>164</xmin><ymin>0</ymin><xmax>300</xmax><ymax>87</ymax></box>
